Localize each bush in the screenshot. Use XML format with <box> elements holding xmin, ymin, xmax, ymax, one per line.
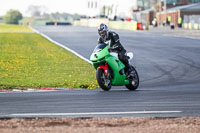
<box><xmin>3</xmin><ymin>9</ymin><xmax>23</xmax><ymax>24</ymax></box>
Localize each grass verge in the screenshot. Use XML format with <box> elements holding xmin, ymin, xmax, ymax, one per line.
<box><xmin>0</xmin><ymin>25</ymin><xmax>99</xmax><ymax>89</ymax></box>
<box><xmin>0</xmin><ymin>24</ymin><xmax>33</xmax><ymax>32</ymax></box>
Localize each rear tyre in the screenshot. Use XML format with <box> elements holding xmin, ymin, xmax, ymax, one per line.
<box><xmin>125</xmin><ymin>66</ymin><xmax>139</xmax><ymax>91</ymax></box>
<box><xmin>96</xmin><ymin>68</ymin><xmax>112</xmax><ymax>91</ymax></box>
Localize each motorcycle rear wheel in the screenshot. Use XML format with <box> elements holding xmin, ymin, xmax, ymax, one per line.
<box><xmin>125</xmin><ymin>66</ymin><xmax>139</xmax><ymax>91</ymax></box>
<box><xmin>96</xmin><ymin>68</ymin><xmax>112</xmax><ymax>91</ymax></box>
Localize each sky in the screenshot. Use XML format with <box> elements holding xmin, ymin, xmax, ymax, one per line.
<box><xmin>0</xmin><ymin>0</ymin><xmax>86</xmax><ymax>16</ymax></box>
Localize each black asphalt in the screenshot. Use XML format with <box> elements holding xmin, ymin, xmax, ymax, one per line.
<box><xmin>0</xmin><ymin>26</ymin><xmax>200</xmax><ymax>118</ymax></box>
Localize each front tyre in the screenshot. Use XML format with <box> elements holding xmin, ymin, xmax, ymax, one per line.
<box><xmin>96</xmin><ymin>68</ymin><xmax>112</xmax><ymax>91</ymax></box>
<box><xmin>125</xmin><ymin>66</ymin><xmax>139</xmax><ymax>91</ymax></box>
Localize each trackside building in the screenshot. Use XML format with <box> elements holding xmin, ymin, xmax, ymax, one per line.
<box><xmin>157</xmin><ymin>2</ymin><xmax>200</xmax><ymax>29</ymax></box>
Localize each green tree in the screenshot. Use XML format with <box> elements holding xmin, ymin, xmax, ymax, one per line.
<box><xmin>3</xmin><ymin>9</ymin><xmax>23</xmax><ymax>24</ymax></box>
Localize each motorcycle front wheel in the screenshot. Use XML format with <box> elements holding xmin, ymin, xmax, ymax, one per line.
<box><xmin>96</xmin><ymin>68</ymin><xmax>112</xmax><ymax>91</ymax></box>
<box><xmin>125</xmin><ymin>66</ymin><xmax>139</xmax><ymax>91</ymax></box>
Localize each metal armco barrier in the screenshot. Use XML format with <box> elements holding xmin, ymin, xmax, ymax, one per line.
<box><xmin>73</xmin><ymin>19</ymin><xmax>144</xmax><ymax>31</ymax></box>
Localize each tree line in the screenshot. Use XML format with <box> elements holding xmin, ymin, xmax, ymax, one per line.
<box><xmin>2</xmin><ymin>6</ymin><xmax>83</xmax><ymax>25</ymax></box>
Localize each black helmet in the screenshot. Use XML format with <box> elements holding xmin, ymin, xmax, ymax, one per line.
<box><xmin>98</xmin><ymin>23</ymin><xmax>108</xmax><ymax>39</ymax></box>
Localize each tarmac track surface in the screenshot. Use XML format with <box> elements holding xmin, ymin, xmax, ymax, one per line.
<box><xmin>0</xmin><ymin>26</ymin><xmax>200</xmax><ymax>118</ymax></box>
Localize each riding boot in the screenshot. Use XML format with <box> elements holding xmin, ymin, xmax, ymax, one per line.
<box><xmin>127</xmin><ymin>65</ymin><xmax>134</xmax><ymax>77</ymax></box>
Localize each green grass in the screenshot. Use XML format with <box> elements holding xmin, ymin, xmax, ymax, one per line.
<box><xmin>0</xmin><ymin>24</ymin><xmax>33</xmax><ymax>32</ymax></box>
<box><xmin>0</xmin><ymin>25</ymin><xmax>99</xmax><ymax>89</ymax></box>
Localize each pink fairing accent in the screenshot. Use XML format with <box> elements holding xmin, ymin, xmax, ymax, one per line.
<box><xmin>97</xmin><ymin>63</ymin><xmax>109</xmax><ymax>76</ymax></box>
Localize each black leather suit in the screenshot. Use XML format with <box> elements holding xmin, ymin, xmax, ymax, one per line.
<box><xmin>98</xmin><ymin>31</ymin><xmax>131</xmax><ymax>72</ymax></box>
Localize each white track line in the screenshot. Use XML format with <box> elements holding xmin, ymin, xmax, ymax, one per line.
<box><xmin>11</xmin><ymin>111</ymin><xmax>182</xmax><ymax>116</ymax></box>
<box><xmin>29</xmin><ymin>26</ymin><xmax>92</xmax><ymax>64</ymax></box>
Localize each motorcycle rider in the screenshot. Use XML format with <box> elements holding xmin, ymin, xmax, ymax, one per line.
<box><xmin>97</xmin><ymin>23</ymin><xmax>133</xmax><ymax>77</ymax></box>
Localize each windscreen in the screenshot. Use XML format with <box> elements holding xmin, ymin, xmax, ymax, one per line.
<box><xmin>93</xmin><ymin>43</ymin><xmax>107</xmax><ymax>53</ymax></box>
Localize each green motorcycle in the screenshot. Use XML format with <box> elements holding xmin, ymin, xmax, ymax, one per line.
<box><xmin>90</xmin><ymin>43</ymin><xmax>139</xmax><ymax>91</ymax></box>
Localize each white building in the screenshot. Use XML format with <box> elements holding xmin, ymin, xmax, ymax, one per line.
<box><xmin>82</xmin><ymin>0</ymin><xmax>137</xmax><ymax>19</ymax></box>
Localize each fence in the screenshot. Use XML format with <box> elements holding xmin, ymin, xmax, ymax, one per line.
<box><xmin>183</xmin><ymin>15</ymin><xmax>200</xmax><ymax>30</ymax></box>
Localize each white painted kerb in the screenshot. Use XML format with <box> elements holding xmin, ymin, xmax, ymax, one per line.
<box><xmin>11</xmin><ymin>111</ymin><xmax>182</xmax><ymax>116</ymax></box>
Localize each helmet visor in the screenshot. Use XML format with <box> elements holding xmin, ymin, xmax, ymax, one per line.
<box><xmin>99</xmin><ymin>31</ymin><xmax>106</xmax><ymax>38</ymax></box>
